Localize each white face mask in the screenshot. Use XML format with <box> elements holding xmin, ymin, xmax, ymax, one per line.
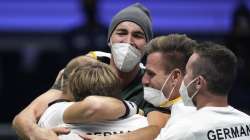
<box><xmin>111</xmin><ymin>43</ymin><xmax>142</xmax><ymax>72</ymax></box>
<box><xmin>143</xmin><ymin>73</ymin><xmax>175</xmax><ymax>107</ymax></box>
<box><xmin>179</xmin><ymin>78</ymin><xmax>199</xmax><ymax>107</ymax></box>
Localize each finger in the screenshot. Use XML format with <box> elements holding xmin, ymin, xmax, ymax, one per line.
<box><xmin>52</xmin><ymin>127</ymin><xmax>70</xmax><ymax>135</ymax></box>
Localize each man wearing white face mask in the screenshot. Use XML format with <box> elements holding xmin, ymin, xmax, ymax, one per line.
<box><xmin>142</xmin><ymin>34</ymin><xmax>198</xmax><ymax>117</ymax></box>
<box><xmin>143</xmin><ymin>35</ymin><xmax>198</xmax><ymax>140</ymax></box>
<box><xmin>99</xmin><ymin>2</ymin><xmax>169</xmax><ymax>122</ymax></box>
<box><xmin>163</xmin><ymin>42</ymin><xmax>250</xmax><ymax>140</ymax></box>
<box><xmin>83</xmin><ymin>34</ymin><xmax>199</xmax><ymax>140</ymax></box>
<box><xmin>13</xmin><ymin>3</ymin><xmax>169</xmax><ymax>140</ymax></box>
<box><xmin>110</xmin><ymin>42</ymin><xmax>142</xmax><ymax>72</ymax></box>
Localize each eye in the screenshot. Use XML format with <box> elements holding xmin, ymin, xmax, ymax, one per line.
<box><xmin>133</xmin><ymin>33</ymin><xmax>145</xmax><ymax>39</ymax></box>
<box><xmin>145</xmin><ymin>69</ymin><xmax>155</xmax><ymax>77</ymax></box>
<box><xmin>116</xmin><ymin>32</ymin><xmax>127</xmax><ymax>36</ymax></box>
<box><xmin>114</xmin><ymin>29</ymin><xmax>128</xmax><ymax>36</ymax></box>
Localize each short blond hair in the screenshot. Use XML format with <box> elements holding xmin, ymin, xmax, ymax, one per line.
<box><xmin>69</xmin><ymin>62</ymin><xmax>121</xmax><ymax>101</ymax></box>
<box><xmin>62</xmin><ymin>56</ymin><xmax>97</xmax><ymax>93</ymax></box>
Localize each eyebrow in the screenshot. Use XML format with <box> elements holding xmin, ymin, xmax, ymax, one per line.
<box><xmin>115</xmin><ymin>28</ymin><xmax>127</xmax><ymax>32</ymax></box>
<box><xmin>133</xmin><ymin>31</ymin><xmax>145</xmax><ymax>36</ymax></box>
<box><xmin>145</xmin><ymin>68</ymin><xmax>155</xmax><ymax>75</ymax></box>
<box><xmin>115</xmin><ymin>28</ymin><xmax>145</xmax><ymax>35</ymax></box>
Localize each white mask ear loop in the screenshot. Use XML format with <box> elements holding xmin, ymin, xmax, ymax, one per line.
<box><xmin>160</xmin><ymin>72</ymin><xmax>174</xmax><ymax>103</ymax></box>
<box><xmin>186</xmin><ymin>77</ymin><xmax>199</xmax><ymax>99</ymax></box>
<box><xmin>160</xmin><ymin>72</ymin><xmax>172</xmax><ymax>92</ymax></box>
<box><xmin>191</xmin><ymin>90</ymin><xmax>199</xmax><ymax>99</ymax></box>
<box><xmin>186</xmin><ymin>77</ymin><xmax>197</xmax><ymax>89</ymax></box>
<box><xmin>167</xmin><ymin>84</ymin><xmax>176</xmax><ymax>101</ymax></box>
<box><xmin>159</xmin><ymin>83</ymin><xmax>177</xmax><ymax>107</ymax></box>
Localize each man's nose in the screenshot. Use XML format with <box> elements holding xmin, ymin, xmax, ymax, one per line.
<box><xmin>124</xmin><ymin>34</ymin><xmax>135</xmax><ymax>46</ymax></box>
<box><xmin>142</xmin><ymin>75</ymin><xmax>150</xmax><ymax>87</ymax></box>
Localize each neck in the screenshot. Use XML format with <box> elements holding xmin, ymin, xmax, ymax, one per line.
<box><xmin>110</xmin><ymin>58</ymin><xmax>140</xmax><ymax>89</ymax></box>
<box><xmin>196</xmin><ymin>91</ymin><xmax>228</xmax><ymax>110</ymax></box>
<box><xmin>62</xmin><ymin>90</ymin><xmax>75</xmax><ymax>101</ymax></box>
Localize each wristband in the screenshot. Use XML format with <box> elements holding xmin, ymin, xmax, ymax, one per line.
<box><xmin>119</xmin><ymin>100</ymin><xmax>139</xmax><ymax>119</ymax></box>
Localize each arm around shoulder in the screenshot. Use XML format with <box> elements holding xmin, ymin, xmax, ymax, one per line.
<box><xmin>111</xmin><ymin>111</ymin><xmax>170</xmax><ymax>140</ymax></box>
<box><xmin>63</xmin><ymin>96</ymin><xmax>126</xmax><ymax>123</ymax></box>
<box><xmin>115</xmin><ymin>111</ymin><xmax>170</xmax><ymax>140</ymax></box>
<box><xmin>12</xmin><ymin>89</ymin><xmax>68</xmax><ymax>140</ymax></box>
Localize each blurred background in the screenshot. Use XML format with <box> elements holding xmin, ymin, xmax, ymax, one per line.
<box><xmin>0</xmin><ymin>0</ymin><xmax>250</xmax><ymax>139</ymax></box>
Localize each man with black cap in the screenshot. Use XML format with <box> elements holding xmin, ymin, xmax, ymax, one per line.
<box><xmin>13</xmin><ymin>3</ymin><xmax>168</xmax><ymax>140</ymax></box>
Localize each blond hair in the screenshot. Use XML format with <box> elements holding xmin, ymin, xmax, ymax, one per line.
<box><xmin>62</xmin><ymin>56</ymin><xmax>97</xmax><ymax>93</ymax></box>
<box><xmin>69</xmin><ymin>62</ymin><xmax>121</xmax><ymax>101</ymax></box>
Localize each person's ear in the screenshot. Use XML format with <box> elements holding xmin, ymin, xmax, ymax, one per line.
<box><xmin>195</xmin><ymin>76</ymin><xmax>205</xmax><ymax>90</ymax></box>
<box><xmin>171</xmin><ymin>69</ymin><xmax>182</xmax><ymax>85</ymax></box>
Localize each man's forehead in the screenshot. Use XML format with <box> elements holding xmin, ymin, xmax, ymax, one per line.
<box><xmin>146</xmin><ymin>52</ymin><xmax>166</xmax><ymax>72</ymax></box>
<box><xmin>115</xmin><ymin>21</ymin><xmax>144</xmax><ymax>33</ymax></box>
<box><xmin>115</xmin><ymin>28</ymin><xmax>145</xmax><ymax>36</ymax></box>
